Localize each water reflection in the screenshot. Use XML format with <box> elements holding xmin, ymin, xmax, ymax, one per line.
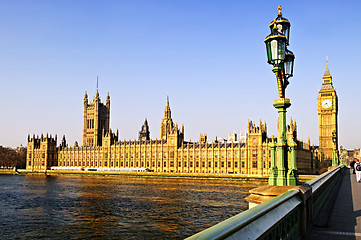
<box><xmin>0</xmin><ymin>175</ymin><xmax>265</xmax><ymax>239</ymax></box>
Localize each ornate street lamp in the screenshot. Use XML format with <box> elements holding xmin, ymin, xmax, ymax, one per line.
<box><xmin>265</xmin><ymin>6</ymin><xmax>298</xmax><ymax>186</ymax></box>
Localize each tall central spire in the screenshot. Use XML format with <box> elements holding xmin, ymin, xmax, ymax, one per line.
<box><xmin>160</xmin><ymin>95</ymin><xmax>174</xmax><ymax>140</ymax></box>
<box><xmin>324</xmin><ymin>56</ymin><xmax>331</xmax><ymax>77</ymax></box>
<box><xmin>165</xmin><ymin>94</ymin><xmax>171</xmax><ymax>119</ymax></box>
<box><xmin>322</xmin><ymin>56</ymin><xmax>332</xmax><ymax>84</ymax></box>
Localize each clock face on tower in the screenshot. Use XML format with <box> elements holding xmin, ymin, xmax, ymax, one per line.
<box><xmin>322</xmin><ymin>99</ymin><xmax>332</xmax><ymax>109</ymax></box>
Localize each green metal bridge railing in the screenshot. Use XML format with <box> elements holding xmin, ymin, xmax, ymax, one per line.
<box><xmin>186</xmin><ymin>165</ymin><xmax>345</xmax><ymax>240</ymax></box>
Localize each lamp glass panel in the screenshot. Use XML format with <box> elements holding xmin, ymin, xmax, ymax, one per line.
<box><xmin>271</xmin><ymin>40</ymin><xmax>278</xmax><ymax>63</ymax></box>
<box><xmin>284</xmin><ymin>60</ymin><xmax>290</xmax><ymax>77</ymax></box>
<box><xmin>266</xmin><ymin>42</ymin><xmax>273</xmax><ymax>63</ymax></box>
<box><xmin>284</xmin><ymin>58</ymin><xmax>293</xmax><ymax>77</ymax></box>
<box><xmin>276</xmin><ymin>40</ymin><xmax>285</xmax><ymax>65</ymax></box>
<box><xmin>276</xmin><ymin>22</ymin><xmax>290</xmax><ymax>44</ymax></box>
<box><xmin>284</xmin><ymin>28</ymin><xmax>290</xmax><ymax>44</ymax></box>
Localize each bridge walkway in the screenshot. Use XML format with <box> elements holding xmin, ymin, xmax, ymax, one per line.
<box><xmin>308</xmin><ymin>168</ymin><xmax>361</xmax><ymax>240</ymax></box>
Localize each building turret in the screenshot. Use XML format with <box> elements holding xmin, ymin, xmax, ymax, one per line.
<box><xmin>287</xmin><ymin>118</ymin><xmax>297</xmax><ymax>142</ymax></box>
<box><xmin>106</xmin><ymin>91</ymin><xmax>110</xmax><ymax>108</ymax></box>
<box><xmin>200</xmin><ymin>134</ymin><xmax>207</xmax><ymax>143</ymax></box>
<box><xmin>94</xmin><ymin>88</ymin><xmax>100</xmax><ymax>102</ymax></box>
<box><xmin>84</xmin><ymin>90</ymin><xmax>88</xmax><ymax>104</ymax></box>
<box><xmin>248</xmin><ymin>120</ymin><xmax>268</xmax><ymax>144</ymax></box>
<box><xmin>60</xmin><ymin>135</ymin><xmax>67</xmax><ymax>149</ymax></box>
<box><xmin>139</xmin><ymin>119</ymin><xmax>150</xmax><ymax>141</ymax></box>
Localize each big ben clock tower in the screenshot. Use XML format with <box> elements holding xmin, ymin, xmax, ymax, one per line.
<box><xmin>317</xmin><ymin>57</ymin><xmax>338</xmax><ymax>164</ymax></box>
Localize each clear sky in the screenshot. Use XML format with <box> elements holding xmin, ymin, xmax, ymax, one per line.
<box><xmin>1</xmin><ymin>0</ymin><xmax>360</xmax><ymax>149</ymax></box>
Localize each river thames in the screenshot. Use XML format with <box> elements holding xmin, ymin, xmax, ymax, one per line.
<box><xmin>0</xmin><ymin>174</ymin><xmax>265</xmax><ymax>239</ymax></box>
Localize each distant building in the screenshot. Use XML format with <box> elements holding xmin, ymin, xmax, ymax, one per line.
<box><xmin>340</xmin><ymin>148</ymin><xmax>360</xmax><ymax>166</ymax></box>
<box><xmin>317</xmin><ymin>58</ymin><xmax>338</xmax><ymax>166</ymax></box>
<box><xmin>26</xmin><ymin>91</ymin><xmax>316</xmax><ymax>175</ymax></box>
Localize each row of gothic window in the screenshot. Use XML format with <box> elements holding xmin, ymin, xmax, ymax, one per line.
<box><xmin>58</xmin><ymin>159</ymin><xmax>271</xmax><ymax>169</ymax></box>
<box><xmin>58</xmin><ymin>150</ymin><xmax>270</xmax><ymax>159</ymax></box>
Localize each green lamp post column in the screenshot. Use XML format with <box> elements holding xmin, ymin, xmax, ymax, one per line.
<box><xmin>273</xmin><ymin>97</ymin><xmax>291</xmax><ymax>186</ymax></box>
<box><xmin>265</xmin><ymin>6</ymin><xmax>297</xmax><ymax>186</ymax></box>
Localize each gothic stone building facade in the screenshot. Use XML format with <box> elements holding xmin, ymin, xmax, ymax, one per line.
<box><xmin>26</xmin><ymin>89</ymin><xmax>316</xmax><ymax>175</ymax></box>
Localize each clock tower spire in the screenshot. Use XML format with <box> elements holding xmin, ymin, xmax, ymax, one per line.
<box><xmin>317</xmin><ymin>57</ymin><xmax>338</xmax><ymax>166</ymax></box>
<box><xmin>322</xmin><ymin>56</ymin><xmax>332</xmax><ymax>84</ymax></box>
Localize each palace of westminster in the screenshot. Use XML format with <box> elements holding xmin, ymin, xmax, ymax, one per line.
<box><xmin>26</xmin><ymin>60</ymin><xmax>338</xmax><ymax>176</ymax></box>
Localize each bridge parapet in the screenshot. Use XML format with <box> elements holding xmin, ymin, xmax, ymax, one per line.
<box><xmin>186</xmin><ymin>165</ymin><xmax>345</xmax><ymax>240</ymax></box>
<box><xmin>306</xmin><ymin>165</ymin><xmax>345</xmax><ymax>226</ymax></box>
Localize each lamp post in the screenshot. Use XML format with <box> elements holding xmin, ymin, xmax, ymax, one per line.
<box><xmin>265</xmin><ymin>6</ymin><xmax>298</xmax><ymax>186</ymax></box>
<box><xmin>332</xmin><ymin>130</ymin><xmax>339</xmax><ymax>166</ymax></box>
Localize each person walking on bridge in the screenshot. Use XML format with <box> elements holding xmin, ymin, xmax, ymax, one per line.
<box><xmin>355</xmin><ymin>159</ymin><xmax>361</xmax><ymax>182</ymax></box>
<box><xmin>350</xmin><ymin>159</ymin><xmax>356</xmax><ymax>174</ymax></box>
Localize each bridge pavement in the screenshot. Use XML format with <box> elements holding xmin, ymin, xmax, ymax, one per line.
<box><xmin>308</xmin><ymin>168</ymin><xmax>361</xmax><ymax>240</ymax></box>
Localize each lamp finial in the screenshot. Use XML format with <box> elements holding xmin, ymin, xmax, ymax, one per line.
<box><xmin>278</xmin><ymin>5</ymin><xmax>282</xmax><ymax>16</ymax></box>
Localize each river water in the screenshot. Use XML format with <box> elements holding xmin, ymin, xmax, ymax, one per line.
<box><xmin>0</xmin><ymin>174</ymin><xmax>265</xmax><ymax>239</ymax></box>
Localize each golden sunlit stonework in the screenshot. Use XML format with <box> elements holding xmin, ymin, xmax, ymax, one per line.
<box><xmin>82</xmin><ymin>89</ymin><xmax>110</xmax><ymax>147</ymax></box>
<box><xmin>26</xmin><ymin>89</ymin><xmax>318</xmax><ymax>175</ymax></box>
<box><xmin>317</xmin><ymin>57</ymin><xmax>338</xmax><ymax>165</ymax></box>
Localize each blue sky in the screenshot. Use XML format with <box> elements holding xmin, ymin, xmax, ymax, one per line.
<box><xmin>1</xmin><ymin>0</ymin><xmax>360</xmax><ymax>149</ymax></box>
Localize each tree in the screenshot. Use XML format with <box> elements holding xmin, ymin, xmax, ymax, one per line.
<box><xmin>0</xmin><ymin>146</ymin><xmax>26</xmax><ymax>169</ymax></box>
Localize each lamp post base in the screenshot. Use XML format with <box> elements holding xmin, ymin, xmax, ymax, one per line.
<box><xmin>268</xmin><ymin>167</ymin><xmax>278</xmax><ymax>185</ymax></box>
<box><xmin>276</xmin><ymin>169</ymin><xmax>287</xmax><ymax>186</ymax></box>
<box><xmin>287</xmin><ymin>169</ymin><xmax>299</xmax><ymax>186</ymax></box>
<box><xmin>287</xmin><ymin>140</ymin><xmax>299</xmax><ymax>186</ymax></box>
